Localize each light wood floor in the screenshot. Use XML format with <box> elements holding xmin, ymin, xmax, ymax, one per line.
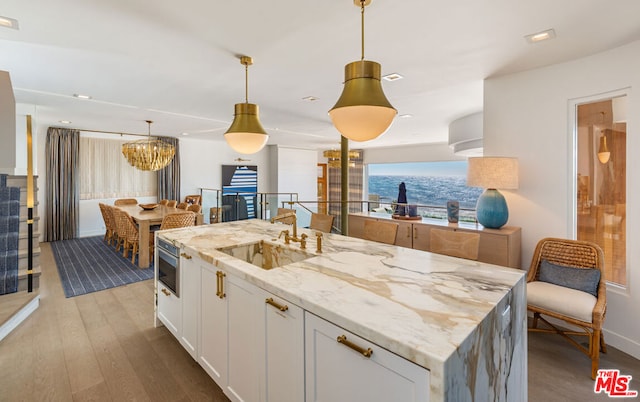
<box><xmin>0</xmin><ymin>242</ymin><xmax>229</xmax><ymax>402</ymax></box>
<box><xmin>1</xmin><ymin>242</ymin><xmax>638</xmax><ymax>401</ymax></box>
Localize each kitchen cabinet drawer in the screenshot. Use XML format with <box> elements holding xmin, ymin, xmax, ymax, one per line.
<box><xmin>305</xmin><ymin>312</ymin><xmax>430</xmax><ymax>402</ymax></box>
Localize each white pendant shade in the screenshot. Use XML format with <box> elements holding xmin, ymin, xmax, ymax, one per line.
<box><xmin>329</xmin><ymin>104</ymin><xmax>396</xmax><ymax>142</ymax></box>
<box><xmin>224</xmin><ymin>131</ymin><xmax>269</xmax><ymax>154</ymax></box>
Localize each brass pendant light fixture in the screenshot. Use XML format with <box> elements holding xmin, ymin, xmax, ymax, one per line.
<box><xmin>121</xmin><ymin>120</ymin><xmax>175</xmax><ymax>171</ymax></box>
<box><xmin>596</xmin><ymin>112</ymin><xmax>610</xmax><ymax>164</ymax></box>
<box><xmin>329</xmin><ymin>0</ymin><xmax>397</xmax><ymax>142</ymax></box>
<box><xmin>224</xmin><ymin>56</ymin><xmax>269</xmax><ymax>154</ymax></box>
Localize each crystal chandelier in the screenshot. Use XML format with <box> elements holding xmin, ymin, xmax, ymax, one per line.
<box><xmin>122</xmin><ymin>120</ymin><xmax>175</xmax><ymax>171</ymax></box>
<box><xmin>323</xmin><ymin>149</ymin><xmax>360</xmax><ymax>168</ymax></box>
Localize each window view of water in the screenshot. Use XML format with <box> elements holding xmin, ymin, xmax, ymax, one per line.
<box><xmin>367</xmin><ymin>161</ymin><xmax>483</xmax><ymax>219</ymax></box>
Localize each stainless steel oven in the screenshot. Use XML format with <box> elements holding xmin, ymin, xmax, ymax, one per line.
<box><xmin>157</xmin><ymin>238</ymin><xmax>179</xmax><ymax>297</ymax></box>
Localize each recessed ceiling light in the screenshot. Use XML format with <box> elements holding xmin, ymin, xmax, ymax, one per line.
<box><xmin>181</xmin><ymin>132</ymin><xmax>189</xmax><ymax>136</ymax></box>
<box><xmin>73</xmin><ymin>93</ymin><xmax>92</xmax><ymax>99</ymax></box>
<box><xmin>382</xmin><ymin>73</ymin><xmax>403</xmax><ymax>82</ymax></box>
<box><xmin>0</xmin><ymin>16</ymin><xmax>19</xmax><ymax>30</ymax></box>
<box><xmin>399</xmin><ymin>114</ymin><xmax>412</xmax><ymax>118</ymax></box>
<box><xmin>59</xmin><ymin>120</ymin><xmax>71</xmax><ymax>124</ymax></box>
<box><xmin>302</xmin><ymin>96</ymin><xmax>319</xmax><ymax>102</ymax></box>
<box><xmin>524</xmin><ymin>28</ymin><xmax>556</xmax><ymax>44</ymax></box>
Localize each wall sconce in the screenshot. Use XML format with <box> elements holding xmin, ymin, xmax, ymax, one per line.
<box><xmin>466</xmin><ymin>157</ymin><xmax>519</xmax><ymax>229</ymax></box>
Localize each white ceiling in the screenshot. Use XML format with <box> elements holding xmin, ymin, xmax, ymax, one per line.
<box><xmin>2</xmin><ymin>0</ymin><xmax>640</xmax><ymax>150</ymax></box>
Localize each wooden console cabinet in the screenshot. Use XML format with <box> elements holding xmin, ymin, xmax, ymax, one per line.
<box><xmin>349</xmin><ymin>213</ymin><xmax>521</xmax><ymax>268</ymax></box>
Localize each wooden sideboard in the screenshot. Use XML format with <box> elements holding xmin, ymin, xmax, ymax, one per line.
<box><xmin>348</xmin><ymin>212</ymin><xmax>522</xmax><ymax>269</ymax></box>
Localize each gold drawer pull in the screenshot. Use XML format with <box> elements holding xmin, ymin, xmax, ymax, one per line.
<box><xmin>265</xmin><ymin>297</ymin><xmax>289</xmax><ymax>312</ymax></box>
<box><xmin>216</xmin><ymin>271</ymin><xmax>226</xmax><ymax>299</ymax></box>
<box><xmin>180</xmin><ymin>252</ymin><xmax>192</xmax><ymax>259</ymax></box>
<box><xmin>161</xmin><ymin>288</ymin><xmax>171</xmax><ymax>296</ymax></box>
<box><xmin>337</xmin><ymin>335</ymin><xmax>373</xmax><ymax>358</ymax></box>
<box><xmin>407</xmin><ymin>226</ymin><xmax>411</xmax><ymax>238</ymax></box>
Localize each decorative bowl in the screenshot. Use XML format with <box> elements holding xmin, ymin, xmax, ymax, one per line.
<box><xmin>139</xmin><ymin>203</ymin><xmax>159</xmax><ymax>211</ymax></box>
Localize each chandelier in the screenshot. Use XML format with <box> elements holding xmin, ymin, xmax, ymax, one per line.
<box><xmin>122</xmin><ymin>120</ymin><xmax>175</xmax><ymax>171</ymax></box>
<box><xmin>323</xmin><ymin>149</ymin><xmax>360</xmax><ymax>168</ymax></box>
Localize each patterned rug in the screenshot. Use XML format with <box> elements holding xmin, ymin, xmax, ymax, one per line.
<box><xmin>50</xmin><ymin>236</ymin><xmax>154</xmax><ymax>298</ymax></box>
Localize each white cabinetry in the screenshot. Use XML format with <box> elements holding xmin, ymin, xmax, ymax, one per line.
<box><xmin>156</xmin><ymin>282</ymin><xmax>181</xmax><ymax>337</ymax></box>
<box><xmin>179</xmin><ymin>250</ymin><xmax>201</xmax><ymax>359</ymax></box>
<box><xmin>305</xmin><ymin>312</ymin><xmax>430</xmax><ymax>402</ymax></box>
<box><xmin>260</xmin><ymin>290</ymin><xmax>304</xmax><ymax>402</ymax></box>
<box><xmin>199</xmin><ymin>265</ymin><xmax>263</xmax><ymax>402</ymax></box>
<box><xmin>226</xmin><ymin>274</ymin><xmax>262</xmax><ymax>402</ymax></box>
<box><xmin>199</xmin><ymin>265</ymin><xmax>227</xmax><ymax>384</ymax></box>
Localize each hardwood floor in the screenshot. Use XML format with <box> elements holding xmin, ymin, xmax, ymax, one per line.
<box><xmin>0</xmin><ymin>242</ymin><xmax>229</xmax><ymax>402</ymax></box>
<box><xmin>1</xmin><ymin>242</ymin><xmax>638</xmax><ymax>401</ymax></box>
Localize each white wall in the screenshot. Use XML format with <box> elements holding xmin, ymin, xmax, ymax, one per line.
<box><xmin>363</xmin><ymin>142</ymin><xmax>465</xmax><ymax>165</ymax></box>
<box><xmin>0</xmin><ymin>71</ymin><xmax>16</xmax><ymax>174</ymax></box>
<box><xmin>484</xmin><ymin>40</ymin><xmax>640</xmax><ymax>358</ymax></box>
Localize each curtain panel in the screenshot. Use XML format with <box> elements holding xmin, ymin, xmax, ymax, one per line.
<box><xmin>79</xmin><ymin>137</ymin><xmax>157</xmax><ymax>199</ymax></box>
<box><xmin>45</xmin><ymin>127</ymin><xmax>80</xmax><ymax>241</ymax></box>
<box><xmin>157</xmin><ymin>136</ymin><xmax>180</xmax><ymax>202</ymax></box>
<box><xmin>328</xmin><ymin>149</ymin><xmax>364</xmax><ymax>231</ymax></box>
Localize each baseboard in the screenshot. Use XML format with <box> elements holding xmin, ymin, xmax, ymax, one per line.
<box><xmin>603</xmin><ymin>329</ymin><xmax>640</xmax><ymax>360</ymax></box>
<box><xmin>0</xmin><ymin>294</ymin><xmax>40</xmax><ymax>342</ymax></box>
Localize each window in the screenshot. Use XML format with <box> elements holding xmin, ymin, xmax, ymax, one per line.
<box><xmin>576</xmin><ymin>95</ymin><xmax>627</xmax><ymax>287</ymax></box>
<box><xmin>79</xmin><ymin>136</ymin><xmax>157</xmax><ymax>200</ymax></box>
<box><xmin>367</xmin><ymin>161</ymin><xmax>482</xmax><ymax>221</ymax></box>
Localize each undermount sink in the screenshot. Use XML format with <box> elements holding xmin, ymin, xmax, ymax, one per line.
<box><xmin>218</xmin><ymin>240</ymin><xmax>313</xmax><ymax>270</ymax></box>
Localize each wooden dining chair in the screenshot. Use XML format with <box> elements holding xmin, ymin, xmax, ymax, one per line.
<box><xmin>112</xmin><ymin>208</ymin><xmax>139</xmax><ymax>262</ymax></box>
<box><xmin>309</xmin><ymin>213</ymin><xmax>334</xmax><ymax>233</ymax></box>
<box><xmin>176</xmin><ymin>202</ymin><xmax>188</xmax><ymax>210</ymax></box>
<box><xmin>160</xmin><ymin>212</ymin><xmax>197</xmax><ymax>230</ymax></box>
<box><xmin>166</xmin><ymin>200</ymin><xmax>178</xmax><ymax>208</ymax></box>
<box><xmin>98</xmin><ymin>203</ymin><xmax>117</xmax><ymax>245</ymax></box>
<box><xmin>184</xmin><ymin>194</ymin><xmax>202</xmax><ymax>205</ymax></box>
<box><xmin>363</xmin><ymin>219</ymin><xmax>398</xmax><ymax>245</ymax></box>
<box><xmin>429</xmin><ymin>229</ymin><xmax>480</xmax><ymax>260</ymax></box>
<box><xmin>276</xmin><ymin>208</ymin><xmax>296</xmax><ymax>225</ymax></box>
<box><xmin>114</xmin><ymin>198</ymin><xmax>138</xmax><ymax>206</ymax></box>
<box><xmin>187</xmin><ymin>204</ymin><xmax>202</xmax><ymax>214</ymax></box>
<box><xmin>159</xmin><ymin>199</ymin><xmax>169</xmax><ymax>206</ymax></box>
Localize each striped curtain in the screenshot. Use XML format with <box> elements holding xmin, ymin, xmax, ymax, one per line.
<box><xmin>328</xmin><ymin>150</ymin><xmax>364</xmax><ymax>231</ymax></box>
<box><xmin>45</xmin><ymin>127</ymin><xmax>80</xmax><ymax>241</ymax></box>
<box><xmin>157</xmin><ymin>136</ymin><xmax>180</xmax><ymax>202</ymax></box>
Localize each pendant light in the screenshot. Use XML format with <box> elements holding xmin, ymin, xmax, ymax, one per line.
<box><xmin>121</xmin><ymin>120</ymin><xmax>175</xmax><ymax>171</ymax></box>
<box><xmin>596</xmin><ymin>112</ymin><xmax>610</xmax><ymax>164</ymax></box>
<box><xmin>224</xmin><ymin>56</ymin><xmax>269</xmax><ymax>154</ymax></box>
<box><xmin>329</xmin><ymin>0</ymin><xmax>397</xmax><ymax>142</ymax></box>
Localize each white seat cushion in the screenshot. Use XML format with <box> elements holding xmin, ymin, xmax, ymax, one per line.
<box><xmin>527</xmin><ymin>281</ymin><xmax>597</xmax><ymax>323</ymax></box>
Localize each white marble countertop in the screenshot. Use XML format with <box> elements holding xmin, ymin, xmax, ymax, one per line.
<box><xmin>158</xmin><ymin>219</ymin><xmax>526</xmax><ymax>400</ymax></box>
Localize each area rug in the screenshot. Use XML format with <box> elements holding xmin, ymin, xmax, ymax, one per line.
<box><xmin>50</xmin><ymin>236</ymin><xmax>154</xmax><ymax>298</ymax></box>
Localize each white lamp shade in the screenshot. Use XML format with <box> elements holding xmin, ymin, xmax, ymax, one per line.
<box><xmin>467</xmin><ymin>157</ymin><xmax>519</xmax><ymax>189</ymax></box>
<box><xmin>329</xmin><ymin>105</ymin><xmax>396</xmax><ymax>142</ymax></box>
<box><xmin>224</xmin><ymin>132</ymin><xmax>269</xmax><ymax>154</ymax></box>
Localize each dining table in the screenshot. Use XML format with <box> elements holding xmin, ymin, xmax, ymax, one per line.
<box><xmin>115</xmin><ymin>204</ymin><xmax>203</xmax><ymax>268</ymax></box>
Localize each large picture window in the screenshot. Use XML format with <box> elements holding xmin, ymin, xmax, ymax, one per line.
<box><xmin>79</xmin><ymin>136</ymin><xmax>157</xmax><ymax>200</ymax></box>
<box><xmin>367</xmin><ymin>161</ymin><xmax>482</xmax><ymax>220</ymax></box>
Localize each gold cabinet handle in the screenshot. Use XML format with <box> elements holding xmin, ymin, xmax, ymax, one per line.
<box><xmin>161</xmin><ymin>288</ymin><xmax>171</xmax><ymax>296</ymax></box>
<box><xmin>265</xmin><ymin>297</ymin><xmax>289</xmax><ymax>312</ymax></box>
<box><xmin>337</xmin><ymin>335</ymin><xmax>373</xmax><ymax>358</ymax></box>
<box><xmin>407</xmin><ymin>226</ymin><xmax>411</xmax><ymax>238</ymax></box>
<box><xmin>413</xmin><ymin>227</ymin><xmax>418</xmax><ymax>239</ymax></box>
<box><xmin>216</xmin><ymin>271</ymin><xmax>226</xmax><ymax>299</ymax></box>
<box><xmin>180</xmin><ymin>252</ymin><xmax>192</xmax><ymax>259</ymax></box>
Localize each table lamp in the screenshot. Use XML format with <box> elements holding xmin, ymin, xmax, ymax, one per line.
<box><xmin>466</xmin><ymin>157</ymin><xmax>519</xmax><ymax>229</ymax></box>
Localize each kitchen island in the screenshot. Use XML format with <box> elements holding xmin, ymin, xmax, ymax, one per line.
<box><xmin>155</xmin><ymin>219</ymin><xmax>526</xmax><ymax>402</ymax></box>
